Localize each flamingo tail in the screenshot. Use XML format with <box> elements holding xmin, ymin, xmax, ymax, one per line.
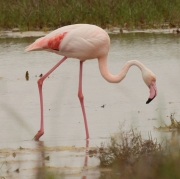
<box><xmin>25</xmin><ymin>37</ymin><xmax>45</xmax><ymax>52</ymax></box>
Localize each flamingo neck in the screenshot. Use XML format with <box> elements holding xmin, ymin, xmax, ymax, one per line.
<box><xmin>98</xmin><ymin>55</ymin><xmax>146</xmax><ymax>83</ymax></box>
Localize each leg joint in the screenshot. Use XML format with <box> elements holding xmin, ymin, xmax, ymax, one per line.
<box><xmin>37</xmin><ymin>78</ymin><xmax>43</xmax><ymax>86</ymax></box>
<box><xmin>78</xmin><ymin>92</ymin><xmax>84</xmax><ymax>100</ymax></box>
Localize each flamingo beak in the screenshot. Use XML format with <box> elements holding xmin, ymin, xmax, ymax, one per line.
<box><xmin>146</xmin><ymin>81</ymin><xmax>157</xmax><ymax>104</ymax></box>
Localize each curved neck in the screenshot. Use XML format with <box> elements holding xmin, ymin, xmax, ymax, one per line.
<box><xmin>98</xmin><ymin>55</ymin><xmax>146</xmax><ymax>83</ymax></box>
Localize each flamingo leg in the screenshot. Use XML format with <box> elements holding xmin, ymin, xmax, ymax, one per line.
<box><xmin>34</xmin><ymin>56</ymin><xmax>67</xmax><ymax>141</ymax></box>
<box><xmin>78</xmin><ymin>61</ymin><xmax>89</xmax><ymax>139</ymax></box>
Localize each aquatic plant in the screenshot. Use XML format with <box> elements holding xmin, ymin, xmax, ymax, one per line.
<box><xmin>90</xmin><ymin>128</ymin><xmax>161</xmax><ymax>167</ymax></box>
<box><xmin>91</xmin><ymin>128</ymin><xmax>180</xmax><ymax>179</ymax></box>
<box><xmin>154</xmin><ymin>113</ymin><xmax>180</xmax><ymax>131</ymax></box>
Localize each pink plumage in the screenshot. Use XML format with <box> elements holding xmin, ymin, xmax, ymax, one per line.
<box><xmin>25</xmin><ymin>24</ymin><xmax>157</xmax><ymax>141</ymax></box>
<box><xmin>25</xmin><ymin>32</ymin><xmax>68</xmax><ymax>51</ymax></box>
<box><xmin>25</xmin><ymin>24</ymin><xmax>110</xmax><ymax>60</ymax></box>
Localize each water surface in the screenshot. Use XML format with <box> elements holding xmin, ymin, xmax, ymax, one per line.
<box><xmin>0</xmin><ymin>33</ymin><xmax>180</xmax><ymax>178</ymax></box>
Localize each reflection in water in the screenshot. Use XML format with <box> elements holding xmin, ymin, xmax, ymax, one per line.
<box><xmin>81</xmin><ymin>140</ymin><xmax>89</xmax><ymax>179</ymax></box>
<box><xmin>0</xmin><ymin>139</ymin><xmax>94</xmax><ymax>179</ymax></box>
<box><xmin>34</xmin><ymin>139</ymin><xmax>90</xmax><ymax>179</ymax></box>
<box><xmin>35</xmin><ymin>141</ymin><xmax>46</xmax><ymax>179</ymax></box>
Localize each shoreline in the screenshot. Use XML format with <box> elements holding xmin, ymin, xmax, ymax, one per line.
<box><xmin>0</xmin><ymin>27</ymin><xmax>178</xmax><ymax>38</ymax></box>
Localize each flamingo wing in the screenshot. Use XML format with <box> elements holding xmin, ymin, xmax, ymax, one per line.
<box><xmin>25</xmin><ymin>24</ymin><xmax>84</xmax><ymax>52</ymax></box>
<box><xmin>25</xmin><ymin>24</ymin><xmax>110</xmax><ymax>60</ymax></box>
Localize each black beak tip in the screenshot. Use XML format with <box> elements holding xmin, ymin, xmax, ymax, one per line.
<box><xmin>146</xmin><ymin>98</ymin><xmax>153</xmax><ymax>104</ymax></box>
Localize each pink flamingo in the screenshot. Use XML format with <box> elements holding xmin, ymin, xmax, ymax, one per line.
<box><xmin>25</xmin><ymin>24</ymin><xmax>157</xmax><ymax>141</ymax></box>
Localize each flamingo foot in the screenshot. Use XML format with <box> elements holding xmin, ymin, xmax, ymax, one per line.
<box><xmin>33</xmin><ymin>131</ymin><xmax>44</xmax><ymax>141</ymax></box>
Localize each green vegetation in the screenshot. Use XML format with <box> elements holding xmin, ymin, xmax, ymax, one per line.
<box><xmin>89</xmin><ymin>128</ymin><xmax>180</xmax><ymax>179</ymax></box>
<box><xmin>0</xmin><ymin>0</ymin><xmax>180</xmax><ymax>31</ymax></box>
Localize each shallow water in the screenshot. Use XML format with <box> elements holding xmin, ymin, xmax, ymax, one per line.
<box><xmin>0</xmin><ymin>33</ymin><xmax>180</xmax><ymax>178</ymax></box>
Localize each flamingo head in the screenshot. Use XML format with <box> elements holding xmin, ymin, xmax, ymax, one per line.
<box><xmin>142</xmin><ymin>69</ymin><xmax>157</xmax><ymax>104</ymax></box>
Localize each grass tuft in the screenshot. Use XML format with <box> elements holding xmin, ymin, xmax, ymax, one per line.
<box><xmin>89</xmin><ymin>127</ymin><xmax>180</xmax><ymax>179</ymax></box>
<box><xmin>1</xmin><ymin>0</ymin><xmax>180</xmax><ymax>30</ymax></box>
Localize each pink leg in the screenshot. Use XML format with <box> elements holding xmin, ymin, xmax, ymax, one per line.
<box><xmin>78</xmin><ymin>61</ymin><xmax>89</xmax><ymax>139</ymax></box>
<box><xmin>34</xmin><ymin>56</ymin><xmax>67</xmax><ymax>141</ymax></box>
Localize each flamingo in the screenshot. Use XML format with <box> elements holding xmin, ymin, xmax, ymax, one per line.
<box><xmin>25</xmin><ymin>24</ymin><xmax>157</xmax><ymax>141</ymax></box>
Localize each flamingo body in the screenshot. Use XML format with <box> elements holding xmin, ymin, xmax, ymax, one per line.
<box><xmin>26</xmin><ymin>24</ymin><xmax>110</xmax><ymax>61</ymax></box>
<box><xmin>25</xmin><ymin>24</ymin><xmax>157</xmax><ymax>140</ymax></box>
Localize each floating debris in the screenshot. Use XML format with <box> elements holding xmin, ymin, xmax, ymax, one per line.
<box><xmin>169</xmin><ymin>101</ymin><xmax>180</xmax><ymax>104</ymax></box>
<box><xmin>44</xmin><ymin>156</ymin><xmax>50</xmax><ymax>161</ymax></box>
<box><xmin>101</xmin><ymin>104</ymin><xmax>106</xmax><ymax>108</ymax></box>
<box><xmin>25</xmin><ymin>71</ymin><xmax>29</xmax><ymax>81</ymax></box>
<box><xmin>14</xmin><ymin>168</ymin><xmax>20</xmax><ymax>173</ymax></box>
<box><xmin>39</xmin><ymin>73</ymin><xmax>43</xmax><ymax>77</ymax></box>
<box><xmin>154</xmin><ymin>113</ymin><xmax>180</xmax><ymax>131</ymax></box>
<box><xmin>88</xmin><ymin>149</ymin><xmax>98</xmax><ymax>158</ymax></box>
<box><xmin>19</xmin><ymin>146</ymin><xmax>25</xmax><ymax>150</ymax></box>
<box><xmin>148</xmin><ymin>118</ymin><xmax>157</xmax><ymax>120</ymax></box>
<box><xmin>12</xmin><ymin>152</ymin><xmax>16</xmax><ymax>158</ymax></box>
